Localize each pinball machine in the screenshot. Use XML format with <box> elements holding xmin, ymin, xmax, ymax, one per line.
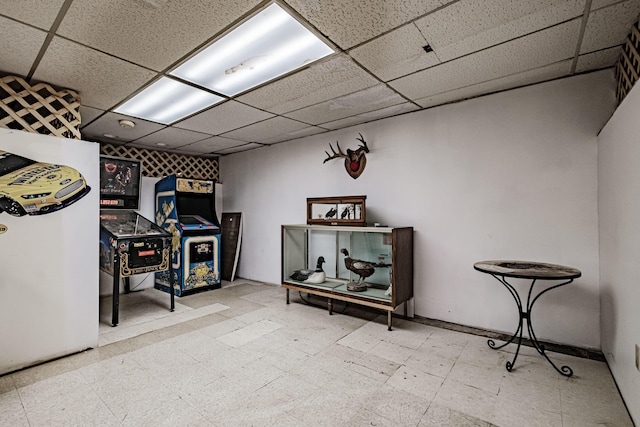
<box><xmin>98</xmin><ymin>156</ymin><xmax>174</xmax><ymax>326</ymax></box>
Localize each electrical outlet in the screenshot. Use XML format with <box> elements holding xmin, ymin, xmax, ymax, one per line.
<box><xmin>636</xmin><ymin>344</ymin><xmax>640</xmax><ymax>372</ymax></box>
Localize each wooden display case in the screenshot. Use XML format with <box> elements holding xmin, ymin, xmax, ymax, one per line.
<box><xmin>281</xmin><ymin>224</ymin><xmax>413</xmax><ymax>330</ymax></box>
<box><xmin>306</xmin><ymin>195</ymin><xmax>366</xmax><ymax>226</ymax></box>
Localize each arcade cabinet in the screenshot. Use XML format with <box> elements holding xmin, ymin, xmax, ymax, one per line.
<box><xmin>98</xmin><ymin>155</ymin><xmax>174</xmax><ymax>326</ymax></box>
<box><xmin>154</xmin><ymin>174</ymin><xmax>221</xmax><ymax>296</ymax></box>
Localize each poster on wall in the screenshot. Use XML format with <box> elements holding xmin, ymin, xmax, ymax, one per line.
<box><xmin>0</xmin><ymin>149</ymin><xmax>91</xmax><ymax>217</ymax></box>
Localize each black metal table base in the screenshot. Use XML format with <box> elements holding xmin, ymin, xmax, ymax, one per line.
<box><xmin>486</xmin><ymin>274</ymin><xmax>574</xmax><ymax>377</ymax></box>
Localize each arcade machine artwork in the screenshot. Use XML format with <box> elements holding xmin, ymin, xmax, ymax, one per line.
<box><xmin>155</xmin><ymin>174</ymin><xmax>221</xmax><ymax>296</ymax></box>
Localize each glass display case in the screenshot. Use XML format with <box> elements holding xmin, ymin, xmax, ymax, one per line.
<box><xmin>282</xmin><ymin>224</ymin><xmax>413</xmax><ymax>330</ymax></box>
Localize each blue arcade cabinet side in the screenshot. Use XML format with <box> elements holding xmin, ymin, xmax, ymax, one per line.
<box><xmin>154</xmin><ymin>175</ymin><xmax>221</xmax><ymax>296</ymax></box>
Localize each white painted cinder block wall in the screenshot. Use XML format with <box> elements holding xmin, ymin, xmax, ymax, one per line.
<box><xmin>220</xmin><ymin>70</ymin><xmax>615</xmax><ymax>351</ymax></box>
<box><xmin>598</xmin><ymin>77</ymin><xmax>640</xmax><ymax>423</ymax></box>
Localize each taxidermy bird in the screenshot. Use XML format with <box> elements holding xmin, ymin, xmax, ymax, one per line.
<box><xmin>304</xmin><ymin>258</ymin><xmax>327</xmax><ymax>284</ymax></box>
<box><xmin>340</xmin><ymin>205</ymin><xmax>350</xmax><ymax>219</ymax></box>
<box><xmin>340</xmin><ymin>248</ymin><xmax>390</xmax><ymax>284</ymax></box>
<box><xmin>325</xmin><ymin>208</ymin><xmax>337</xmax><ymax>219</ymax></box>
<box><xmin>290</xmin><ymin>256</ymin><xmax>325</xmax><ymax>282</ymax></box>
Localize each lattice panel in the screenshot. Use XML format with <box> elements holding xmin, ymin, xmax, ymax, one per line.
<box><xmin>0</xmin><ymin>75</ymin><xmax>81</xmax><ymax>139</ymax></box>
<box><xmin>615</xmin><ymin>19</ymin><xmax>640</xmax><ymax>105</ymax></box>
<box><xmin>100</xmin><ymin>143</ymin><xmax>219</xmax><ymax>181</ymax></box>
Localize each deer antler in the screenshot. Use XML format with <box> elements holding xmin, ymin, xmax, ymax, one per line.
<box><xmin>356</xmin><ymin>133</ymin><xmax>369</xmax><ymax>153</ymax></box>
<box><xmin>324</xmin><ymin>141</ymin><xmax>349</xmax><ymax>163</ymax></box>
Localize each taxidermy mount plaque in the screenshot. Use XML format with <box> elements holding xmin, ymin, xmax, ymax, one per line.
<box><xmin>324</xmin><ymin>133</ymin><xmax>369</xmax><ymax>179</ymax></box>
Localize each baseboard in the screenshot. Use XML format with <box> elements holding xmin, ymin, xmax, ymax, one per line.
<box><xmin>409</xmin><ymin>315</ymin><xmax>605</xmax><ymax>362</ymax></box>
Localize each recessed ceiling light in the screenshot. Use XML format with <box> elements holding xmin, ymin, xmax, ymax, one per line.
<box><xmin>170</xmin><ymin>3</ymin><xmax>334</xmax><ymax>96</ymax></box>
<box><xmin>114</xmin><ymin>77</ymin><xmax>224</xmax><ymax>124</ymax></box>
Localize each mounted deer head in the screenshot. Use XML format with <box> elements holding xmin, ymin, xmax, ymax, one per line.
<box><xmin>323</xmin><ymin>133</ymin><xmax>370</xmax><ymax>179</ymax></box>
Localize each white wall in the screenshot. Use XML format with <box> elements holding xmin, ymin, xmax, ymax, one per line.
<box><xmin>0</xmin><ymin>129</ymin><xmax>100</xmax><ymax>374</ymax></box>
<box><xmin>221</xmin><ymin>70</ymin><xmax>616</xmax><ymax>350</ymax></box>
<box><xmin>598</xmin><ymin>79</ymin><xmax>640</xmax><ymax>423</ymax></box>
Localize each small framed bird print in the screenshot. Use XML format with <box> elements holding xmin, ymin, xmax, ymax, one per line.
<box><xmin>306</xmin><ymin>195</ymin><xmax>367</xmax><ymax>226</ymax></box>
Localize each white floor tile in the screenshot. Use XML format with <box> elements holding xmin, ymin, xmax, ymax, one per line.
<box><xmin>2</xmin><ymin>282</ymin><xmax>634</xmax><ymax>427</ymax></box>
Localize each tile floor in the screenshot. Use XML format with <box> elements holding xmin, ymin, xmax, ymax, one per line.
<box><xmin>0</xmin><ymin>281</ymin><xmax>634</xmax><ymax>426</ymax></box>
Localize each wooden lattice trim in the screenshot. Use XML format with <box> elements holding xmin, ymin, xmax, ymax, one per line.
<box><xmin>0</xmin><ymin>75</ymin><xmax>81</xmax><ymax>139</ymax></box>
<box><xmin>615</xmin><ymin>19</ymin><xmax>640</xmax><ymax>105</ymax></box>
<box><xmin>100</xmin><ymin>143</ymin><xmax>219</xmax><ymax>182</ymax></box>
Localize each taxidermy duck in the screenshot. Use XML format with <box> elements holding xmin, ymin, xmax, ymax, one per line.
<box><xmin>290</xmin><ymin>256</ymin><xmax>325</xmax><ymax>282</ymax></box>
<box><xmin>304</xmin><ymin>259</ymin><xmax>327</xmax><ymax>284</ymax></box>
<box><xmin>340</xmin><ymin>248</ymin><xmax>386</xmax><ymax>284</ymax></box>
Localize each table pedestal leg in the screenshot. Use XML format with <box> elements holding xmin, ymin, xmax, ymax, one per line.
<box><xmin>487</xmin><ymin>274</ymin><xmax>574</xmax><ymax>377</ymax></box>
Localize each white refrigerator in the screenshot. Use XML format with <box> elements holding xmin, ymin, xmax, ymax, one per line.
<box><xmin>0</xmin><ymin>128</ymin><xmax>99</xmax><ymax>375</ymax></box>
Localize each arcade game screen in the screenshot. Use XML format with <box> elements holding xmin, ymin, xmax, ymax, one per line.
<box><xmin>99</xmin><ymin>156</ymin><xmax>142</xmax><ymax>209</ymax></box>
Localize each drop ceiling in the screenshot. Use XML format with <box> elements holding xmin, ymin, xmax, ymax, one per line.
<box><xmin>1</xmin><ymin>0</ymin><xmax>638</xmax><ymax>156</ymax></box>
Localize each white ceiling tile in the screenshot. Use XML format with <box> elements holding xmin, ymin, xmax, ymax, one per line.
<box><xmin>416</xmin><ymin>0</ymin><xmax>585</xmax><ymax>62</ymax></box>
<box><xmin>174</xmin><ymin>101</ymin><xmax>273</xmax><ymax>135</ymax></box>
<box><xmin>390</xmin><ymin>20</ymin><xmax>581</xmax><ymax>100</ymax></box>
<box><xmin>349</xmin><ymin>24</ymin><xmax>439</xmax><ymax>81</ymax></box>
<box><xmin>575</xmin><ymin>46</ymin><xmax>621</xmax><ymax>72</ymax></box>
<box><xmin>216</xmin><ymin>143</ymin><xmax>263</xmax><ymax>155</ymax></box>
<box><xmin>415</xmin><ymin>60</ymin><xmax>572</xmax><ymax>108</ymax></box>
<box><xmin>81</xmin><ymin>112</ymin><xmax>165</xmax><ymax>143</ymax></box>
<box><xmin>79</xmin><ymin>106</ymin><xmax>105</xmax><ymax>128</ymax></box>
<box><xmin>285</xmin><ymin>84</ymin><xmax>408</xmax><ymax>125</ymax></box>
<box><xmin>0</xmin><ymin>17</ymin><xmax>47</xmax><ymax>77</ymax></box>
<box><xmin>57</xmin><ymin>0</ymin><xmax>257</xmax><ymax>71</ymax></box>
<box><xmin>260</xmin><ymin>126</ymin><xmax>328</xmax><ymax>145</ymax></box>
<box><xmin>178</xmin><ymin>136</ymin><xmax>246</xmax><ymax>154</ymax></box>
<box><xmin>321</xmin><ymin>103</ymin><xmax>420</xmax><ymax>130</ymax></box>
<box><xmin>580</xmin><ymin>0</ymin><xmax>640</xmax><ymax>53</ymax></box>
<box><xmin>221</xmin><ymin>116</ymin><xmax>309</xmax><ymax>142</ymax></box>
<box><xmin>286</xmin><ymin>0</ymin><xmax>445</xmax><ymax>49</ymax></box>
<box><xmin>590</xmin><ymin>0</ymin><xmax>637</xmax><ymax>10</ymax></box>
<box><xmin>1</xmin><ymin>0</ymin><xmax>634</xmax><ymax>151</ymax></box>
<box><xmin>132</xmin><ymin>127</ymin><xmax>210</xmax><ymax>148</ymax></box>
<box><xmin>32</xmin><ymin>37</ymin><xmax>157</xmax><ymax>110</ymax></box>
<box><xmin>237</xmin><ymin>55</ymin><xmax>379</xmax><ymax>114</ymax></box>
<box><xmin>0</xmin><ymin>0</ymin><xmax>66</xmax><ymax>30</ymax></box>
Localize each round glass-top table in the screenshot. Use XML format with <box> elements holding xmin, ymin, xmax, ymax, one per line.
<box><xmin>474</xmin><ymin>260</ymin><xmax>581</xmax><ymax>377</ymax></box>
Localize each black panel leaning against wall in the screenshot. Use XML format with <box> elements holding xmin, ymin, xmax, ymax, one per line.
<box><xmin>615</xmin><ymin>18</ymin><xmax>640</xmax><ymax>105</ymax></box>
<box><xmin>100</xmin><ymin>143</ymin><xmax>219</xmax><ymax>182</ymax></box>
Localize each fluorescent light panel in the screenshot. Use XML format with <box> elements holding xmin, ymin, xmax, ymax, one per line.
<box><xmin>114</xmin><ymin>78</ymin><xmax>224</xmax><ymax>124</ymax></box>
<box><xmin>170</xmin><ymin>3</ymin><xmax>334</xmax><ymax>96</ymax></box>
<box><xmin>114</xmin><ymin>3</ymin><xmax>333</xmax><ymax>125</ymax></box>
